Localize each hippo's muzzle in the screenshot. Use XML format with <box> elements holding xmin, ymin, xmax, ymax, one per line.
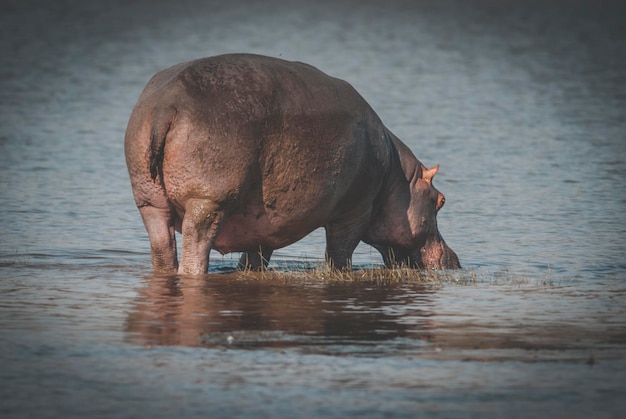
<box><xmin>413</xmin><ymin>234</ymin><xmax>460</xmax><ymax>270</ymax></box>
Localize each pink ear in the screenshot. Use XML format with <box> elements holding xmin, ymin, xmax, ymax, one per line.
<box><xmin>422</xmin><ymin>165</ymin><xmax>440</xmax><ymax>182</ymax></box>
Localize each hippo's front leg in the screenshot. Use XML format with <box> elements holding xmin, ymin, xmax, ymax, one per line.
<box><xmin>237</xmin><ymin>246</ymin><xmax>273</xmax><ymax>270</ymax></box>
<box><xmin>369</xmin><ymin>244</ymin><xmax>411</xmax><ymax>268</ymax></box>
<box><xmin>324</xmin><ymin>216</ymin><xmax>369</xmax><ymax>270</ymax></box>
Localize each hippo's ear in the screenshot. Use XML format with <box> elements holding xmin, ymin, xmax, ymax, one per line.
<box><xmin>421</xmin><ymin>165</ymin><xmax>439</xmax><ymax>183</ymax></box>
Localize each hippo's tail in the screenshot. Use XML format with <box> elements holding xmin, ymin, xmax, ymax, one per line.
<box><xmin>149</xmin><ymin>106</ymin><xmax>177</xmax><ymax>183</ymax></box>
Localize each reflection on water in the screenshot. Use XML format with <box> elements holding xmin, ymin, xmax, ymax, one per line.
<box><xmin>127</xmin><ymin>274</ymin><xmax>437</xmax><ymax>350</ymax></box>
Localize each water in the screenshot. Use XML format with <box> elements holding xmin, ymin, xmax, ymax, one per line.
<box><xmin>1</xmin><ymin>0</ymin><xmax>625</xmax><ymax>417</ymax></box>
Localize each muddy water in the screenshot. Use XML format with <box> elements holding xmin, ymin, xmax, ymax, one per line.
<box><xmin>1</xmin><ymin>0</ymin><xmax>625</xmax><ymax>417</ymax></box>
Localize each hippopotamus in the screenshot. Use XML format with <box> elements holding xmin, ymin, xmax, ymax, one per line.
<box><xmin>125</xmin><ymin>53</ymin><xmax>460</xmax><ymax>275</ymax></box>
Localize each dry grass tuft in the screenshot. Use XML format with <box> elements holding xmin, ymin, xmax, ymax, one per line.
<box><xmin>236</xmin><ymin>264</ymin><xmax>478</xmax><ymax>285</ymax></box>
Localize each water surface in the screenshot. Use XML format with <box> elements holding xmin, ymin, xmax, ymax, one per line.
<box><xmin>1</xmin><ymin>0</ymin><xmax>625</xmax><ymax>417</ymax></box>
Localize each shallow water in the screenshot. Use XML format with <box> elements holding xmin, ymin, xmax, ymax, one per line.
<box><xmin>1</xmin><ymin>0</ymin><xmax>625</xmax><ymax>417</ymax></box>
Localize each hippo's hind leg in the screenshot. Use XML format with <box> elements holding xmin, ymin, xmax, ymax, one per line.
<box><xmin>179</xmin><ymin>198</ymin><xmax>225</xmax><ymax>275</ymax></box>
<box><xmin>237</xmin><ymin>246</ymin><xmax>273</xmax><ymax>271</ymax></box>
<box><xmin>139</xmin><ymin>205</ymin><xmax>179</xmax><ymax>273</ymax></box>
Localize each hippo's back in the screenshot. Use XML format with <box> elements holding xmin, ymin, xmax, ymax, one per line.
<box><xmin>140</xmin><ymin>54</ymin><xmax>365</xmax><ymax>120</ymax></box>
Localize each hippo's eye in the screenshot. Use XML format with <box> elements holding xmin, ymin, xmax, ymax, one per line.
<box><xmin>437</xmin><ymin>195</ymin><xmax>445</xmax><ymax>211</ymax></box>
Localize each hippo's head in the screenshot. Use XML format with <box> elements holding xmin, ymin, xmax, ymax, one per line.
<box><xmin>406</xmin><ymin>165</ymin><xmax>460</xmax><ymax>269</ymax></box>
<box><xmin>369</xmin><ymin>163</ymin><xmax>460</xmax><ymax>270</ymax></box>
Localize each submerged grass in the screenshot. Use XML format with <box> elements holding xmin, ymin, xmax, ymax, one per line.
<box><xmin>481</xmin><ymin>267</ymin><xmax>557</xmax><ymax>287</ymax></box>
